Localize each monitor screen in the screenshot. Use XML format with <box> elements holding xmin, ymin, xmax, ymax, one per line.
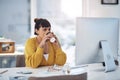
<box><xmin>75</xmin><ymin>17</ymin><xmax>119</xmax><ymax>65</ymax></box>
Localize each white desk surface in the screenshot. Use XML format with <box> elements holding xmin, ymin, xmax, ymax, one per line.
<box><xmin>0</xmin><ymin>63</ymin><xmax>120</xmax><ymax>80</ymax></box>
<box><xmin>0</xmin><ymin>65</ymin><xmax>86</xmax><ymax>80</ymax></box>
<box><xmin>87</xmin><ymin>63</ymin><xmax>120</xmax><ymax>80</ymax></box>
<box><xmin>0</xmin><ymin>51</ymin><xmax>23</xmax><ymax>56</ymax></box>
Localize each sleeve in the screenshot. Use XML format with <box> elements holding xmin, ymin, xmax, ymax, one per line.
<box><xmin>54</xmin><ymin>46</ymin><xmax>67</xmax><ymax>66</ymax></box>
<box><xmin>24</xmin><ymin>39</ymin><xmax>44</xmax><ymax>68</ymax></box>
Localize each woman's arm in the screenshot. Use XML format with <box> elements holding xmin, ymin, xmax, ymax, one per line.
<box><xmin>51</xmin><ymin>33</ymin><xmax>67</xmax><ymax>65</ymax></box>
<box><xmin>25</xmin><ymin>39</ymin><xmax>44</xmax><ymax>68</ymax></box>
<box><xmin>54</xmin><ymin>48</ymin><xmax>67</xmax><ymax>66</ymax></box>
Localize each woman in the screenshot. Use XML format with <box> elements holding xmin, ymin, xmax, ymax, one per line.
<box><xmin>24</xmin><ymin>18</ymin><xmax>66</xmax><ymax>68</ymax></box>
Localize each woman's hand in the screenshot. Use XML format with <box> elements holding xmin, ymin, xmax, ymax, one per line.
<box><xmin>39</xmin><ymin>33</ymin><xmax>51</xmax><ymax>48</ymax></box>
<box><xmin>50</xmin><ymin>32</ymin><xmax>61</xmax><ymax>48</ymax></box>
<box><xmin>39</xmin><ymin>32</ymin><xmax>61</xmax><ymax>48</ymax></box>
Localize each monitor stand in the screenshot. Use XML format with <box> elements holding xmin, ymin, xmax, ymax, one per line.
<box><xmin>100</xmin><ymin>40</ymin><xmax>116</xmax><ymax>72</ymax></box>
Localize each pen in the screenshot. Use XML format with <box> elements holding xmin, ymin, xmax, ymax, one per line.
<box><xmin>0</xmin><ymin>70</ymin><xmax>8</xmax><ymax>74</ymax></box>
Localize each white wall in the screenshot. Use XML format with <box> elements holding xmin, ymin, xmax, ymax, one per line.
<box><xmin>0</xmin><ymin>0</ymin><xmax>30</xmax><ymax>44</ymax></box>
<box><xmin>82</xmin><ymin>0</ymin><xmax>120</xmax><ymax>18</ymax></box>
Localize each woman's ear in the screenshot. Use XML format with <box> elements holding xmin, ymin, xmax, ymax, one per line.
<box><xmin>35</xmin><ymin>29</ymin><xmax>38</xmax><ymax>35</ymax></box>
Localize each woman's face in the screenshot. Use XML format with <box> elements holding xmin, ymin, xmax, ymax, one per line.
<box><xmin>36</xmin><ymin>26</ymin><xmax>51</xmax><ymax>38</ymax></box>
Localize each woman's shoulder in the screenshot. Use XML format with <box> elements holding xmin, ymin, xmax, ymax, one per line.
<box><xmin>26</xmin><ymin>37</ymin><xmax>37</xmax><ymax>43</ymax></box>
<box><xmin>25</xmin><ymin>37</ymin><xmax>37</xmax><ymax>49</ymax></box>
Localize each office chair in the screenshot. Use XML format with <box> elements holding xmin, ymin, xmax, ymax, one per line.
<box><xmin>16</xmin><ymin>54</ymin><xmax>25</xmax><ymax>67</ymax></box>
<box><xmin>28</xmin><ymin>72</ymin><xmax>87</xmax><ymax>80</ymax></box>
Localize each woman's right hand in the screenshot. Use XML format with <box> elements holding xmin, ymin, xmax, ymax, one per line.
<box><xmin>39</xmin><ymin>32</ymin><xmax>51</xmax><ymax>48</ymax></box>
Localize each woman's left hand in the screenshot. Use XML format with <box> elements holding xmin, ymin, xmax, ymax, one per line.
<box><xmin>51</xmin><ymin>32</ymin><xmax>61</xmax><ymax>48</ymax></box>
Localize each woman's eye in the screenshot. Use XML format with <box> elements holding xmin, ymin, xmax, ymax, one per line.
<box><xmin>43</xmin><ymin>28</ymin><xmax>51</xmax><ymax>32</ymax></box>
<box><xmin>43</xmin><ymin>29</ymin><xmax>47</xmax><ymax>31</ymax></box>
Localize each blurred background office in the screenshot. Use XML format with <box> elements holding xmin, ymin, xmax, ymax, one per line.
<box><xmin>0</xmin><ymin>0</ymin><xmax>120</xmax><ymax>68</ymax></box>
<box><xmin>0</xmin><ymin>0</ymin><xmax>82</xmax><ymax>67</ymax></box>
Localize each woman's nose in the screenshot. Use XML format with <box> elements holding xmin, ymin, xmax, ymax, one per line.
<box><xmin>46</xmin><ymin>32</ymin><xmax>50</xmax><ymax>35</ymax></box>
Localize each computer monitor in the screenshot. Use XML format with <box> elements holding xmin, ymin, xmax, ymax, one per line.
<box><xmin>75</xmin><ymin>17</ymin><xmax>119</xmax><ymax>71</ymax></box>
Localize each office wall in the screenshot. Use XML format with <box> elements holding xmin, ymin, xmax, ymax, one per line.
<box><xmin>0</xmin><ymin>0</ymin><xmax>30</xmax><ymax>44</ymax></box>
<box><xmin>82</xmin><ymin>0</ymin><xmax>120</xmax><ymax>18</ymax></box>
<box><xmin>37</xmin><ymin>0</ymin><xmax>61</xmax><ymax>18</ymax></box>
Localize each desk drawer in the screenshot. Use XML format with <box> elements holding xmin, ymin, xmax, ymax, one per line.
<box><xmin>0</xmin><ymin>56</ymin><xmax>16</xmax><ymax>68</ymax></box>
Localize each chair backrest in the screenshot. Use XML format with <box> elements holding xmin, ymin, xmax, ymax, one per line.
<box><xmin>16</xmin><ymin>55</ymin><xmax>25</xmax><ymax>67</ymax></box>
<box><xmin>28</xmin><ymin>72</ymin><xmax>87</xmax><ymax>80</ymax></box>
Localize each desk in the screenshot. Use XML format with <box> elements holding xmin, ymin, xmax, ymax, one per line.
<box><xmin>0</xmin><ymin>66</ymin><xmax>87</xmax><ymax>80</ymax></box>
<box><xmin>0</xmin><ymin>52</ymin><xmax>23</xmax><ymax>68</ymax></box>
<box><xmin>0</xmin><ymin>51</ymin><xmax>23</xmax><ymax>56</ymax></box>
<box><xmin>0</xmin><ymin>63</ymin><xmax>120</xmax><ymax>80</ymax></box>
<box><xmin>87</xmin><ymin>63</ymin><xmax>120</xmax><ymax>80</ymax></box>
